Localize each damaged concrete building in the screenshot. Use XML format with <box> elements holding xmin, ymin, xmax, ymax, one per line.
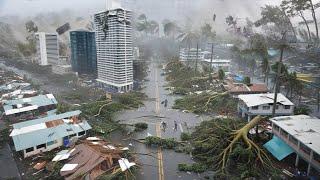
<box><xmin>10</xmin><ymin>110</ymin><xmax>92</xmax><ymax>158</ymax></box>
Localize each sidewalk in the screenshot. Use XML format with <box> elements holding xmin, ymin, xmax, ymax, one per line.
<box><xmin>0</xmin><ymin>118</ymin><xmax>21</xmax><ymax>180</ymax></box>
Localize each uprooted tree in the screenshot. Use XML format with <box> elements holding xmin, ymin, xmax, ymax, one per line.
<box><xmin>189</xmin><ymin>116</ymin><xmax>281</xmax><ymax>179</ymax></box>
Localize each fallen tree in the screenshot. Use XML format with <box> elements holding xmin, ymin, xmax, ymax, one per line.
<box><xmin>189</xmin><ymin>116</ymin><xmax>281</xmax><ymax>179</ymax></box>
<box><xmin>173</xmin><ymin>92</ymin><xmax>237</xmax><ymax>115</ymax></box>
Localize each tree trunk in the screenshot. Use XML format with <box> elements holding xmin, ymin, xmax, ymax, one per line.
<box><xmin>300</xmin><ymin>11</ymin><xmax>312</xmax><ymax>43</ymax></box>
<box><xmin>195</xmin><ymin>43</ymin><xmax>199</xmax><ymax>75</ymax></box>
<box><xmin>309</xmin><ymin>0</ymin><xmax>319</xmax><ymax>43</ymax></box>
<box><xmin>272</xmin><ymin>45</ymin><xmax>285</xmax><ymax>117</ymax></box>
<box><xmin>210</xmin><ymin>43</ymin><xmax>214</xmax><ymax>82</ymax></box>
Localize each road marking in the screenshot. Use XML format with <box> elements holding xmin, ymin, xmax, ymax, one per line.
<box><xmin>179</xmin><ymin>123</ymin><xmax>184</xmax><ymax>133</ymax></box>
<box><xmin>155</xmin><ymin>65</ymin><xmax>164</xmax><ymax>180</ymax></box>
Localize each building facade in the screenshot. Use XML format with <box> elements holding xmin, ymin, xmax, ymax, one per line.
<box><xmin>10</xmin><ymin>110</ymin><xmax>91</xmax><ymax>158</ymax></box>
<box><xmin>35</xmin><ymin>32</ymin><xmax>59</xmax><ymax>66</ymax></box>
<box><xmin>238</xmin><ymin>93</ymin><xmax>294</xmax><ymax>121</ymax></box>
<box><xmin>179</xmin><ymin>48</ymin><xmax>204</xmax><ymax>62</ymax></box>
<box><xmin>267</xmin><ymin>115</ymin><xmax>320</xmax><ymax>175</ymax></box>
<box><xmin>70</xmin><ymin>31</ymin><xmax>97</xmax><ymax>75</ymax></box>
<box><xmin>94</xmin><ymin>8</ymin><xmax>134</xmax><ymax>92</ymax></box>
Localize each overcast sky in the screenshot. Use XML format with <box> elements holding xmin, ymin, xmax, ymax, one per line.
<box><xmin>0</xmin><ymin>0</ymin><xmax>281</xmax><ymax>17</ymax></box>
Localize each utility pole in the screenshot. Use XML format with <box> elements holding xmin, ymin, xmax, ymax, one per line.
<box><xmin>272</xmin><ymin>32</ymin><xmax>286</xmax><ymax>117</ymax></box>
<box><xmin>208</xmin><ymin>42</ymin><xmax>214</xmax><ymax>81</ymax></box>
<box><xmin>195</xmin><ymin>43</ymin><xmax>199</xmax><ymax>75</ymax></box>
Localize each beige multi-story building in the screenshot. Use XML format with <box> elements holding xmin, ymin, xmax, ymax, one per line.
<box><xmin>35</xmin><ymin>32</ymin><xmax>59</xmax><ymax>66</ymax></box>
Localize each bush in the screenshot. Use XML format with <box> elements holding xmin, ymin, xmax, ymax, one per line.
<box><xmin>134</xmin><ymin>122</ymin><xmax>148</xmax><ymax>132</ymax></box>
<box><xmin>145</xmin><ymin>136</ymin><xmax>178</xmax><ymax>149</ymax></box>
<box><xmin>180</xmin><ymin>132</ymin><xmax>192</xmax><ymax>141</ymax></box>
<box><xmin>178</xmin><ymin>163</ymin><xmax>207</xmax><ymax>173</ymax></box>
<box><xmin>294</xmin><ymin>105</ymin><xmax>312</xmax><ymax>115</ymax></box>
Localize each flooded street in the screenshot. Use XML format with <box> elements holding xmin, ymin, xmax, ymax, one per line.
<box><xmin>116</xmin><ymin>61</ymin><xmax>211</xmax><ymax>180</ymax></box>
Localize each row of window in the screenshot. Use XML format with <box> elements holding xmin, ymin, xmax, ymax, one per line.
<box><xmin>24</xmin><ymin>131</ymin><xmax>86</xmax><ymax>153</ymax></box>
<box><xmin>274</xmin><ymin>124</ymin><xmax>320</xmax><ymax>163</ymax></box>
<box><xmin>251</xmin><ymin>105</ymin><xmax>291</xmax><ymax>110</ymax></box>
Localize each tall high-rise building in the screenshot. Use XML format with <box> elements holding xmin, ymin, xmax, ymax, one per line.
<box><xmin>70</xmin><ymin>30</ymin><xmax>97</xmax><ymax>75</ymax></box>
<box><xmin>94</xmin><ymin>5</ymin><xmax>133</xmax><ymax>92</ymax></box>
<box><xmin>35</xmin><ymin>32</ymin><xmax>59</xmax><ymax>66</ymax></box>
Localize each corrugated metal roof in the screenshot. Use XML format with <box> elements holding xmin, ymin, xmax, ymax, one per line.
<box><xmin>12</xmin><ymin>110</ymin><xmax>81</xmax><ymax>129</ymax></box>
<box><xmin>3</xmin><ymin>94</ymin><xmax>58</xmax><ymax>115</ymax></box>
<box><xmin>12</xmin><ymin>121</ymin><xmax>91</xmax><ymax>151</ymax></box>
<box><xmin>238</xmin><ymin>93</ymin><xmax>294</xmax><ymax>107</ymax></box>
<box><xmin>271</xmin><ymin>115</ymin><xmax>320</xmax><ymax>155</ymax></box>
<box><xmin>10</xmin><ymin>110</ymin><xmax>91</xmax><ymax>151</ymax></box>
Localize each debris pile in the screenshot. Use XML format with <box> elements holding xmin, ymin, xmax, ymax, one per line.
<box><xmin>59</xmin><ymin>138</ymin><xmax>134</xmax><ymax>180</ymax></box>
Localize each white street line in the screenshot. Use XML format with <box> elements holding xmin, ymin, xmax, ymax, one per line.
<box><xmin>179</xmin><ymin>123</ymin><xmax>183</xmax><ymax>133</ymax></box>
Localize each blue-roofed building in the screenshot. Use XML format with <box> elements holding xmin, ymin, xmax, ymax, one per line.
<box><xmin>9</xmin><ymin>110</ymin><xmax>92</xmax><ymax>158</ymax></box>
<box><xmin>70</xmin><ymin>30</ymin><xmax>97</xmax><ymax>75</ymax></box>
<box><xmin>2</xmin><ymin>94</ymin><xmax>58</xmax><ymax>117</ymax></box>
<box><xmin>267</xmin><ymin>115</ymin><xmax>320</xmax><ymax>175</ymax></box>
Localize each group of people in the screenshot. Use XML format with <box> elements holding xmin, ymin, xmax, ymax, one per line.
<box><xmin>161</xmin><ymin>120</ymin><xmax>178</xmax><ymax>132</ymax></box>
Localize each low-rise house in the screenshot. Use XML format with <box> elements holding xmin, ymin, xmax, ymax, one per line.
<box><xmin>203</xmin><ymin>59</ymin><xmax>231</xmax><ymax>72</ymax></box>
<box><xmin>60</xmin><ymin>139</ymin><xmax>134</xmax><ymax>180</ymax></box>
<box><xmin>9</xmin><ymin>110</ymin><xmax>92</xmax><ymax>158</ymax></box>
<box><xmin>264</xmin><ymin>115</ymin><xmax>320</xmax><ymax>175</ymax></box>
<box><xmin>179</xmin><ymin>48</ymin><xmax>204</xmax><ymax>62</ymax></box>
<box><xmin>224</xmin><ymin>82</ymin><xmax>268</xmax><ymax>95</ymax></box>
<box><xmin>238</xmin><ymin>93</ymin><xmax>294</xmax><ymax>121</ymax></box>
<box><xmin>0</xmin><ymin>82</ymin><xmax>31</xmax><ymax>93</ymax></box>
<box><xmin>2</xmin><ymin>94</ymin><xmax>57</xmax><ymax>118</ymax></box>
<box><xmin>1</xmin><ymin>89</ymin><xmax>38</xmax><ymax>101</ymax></box>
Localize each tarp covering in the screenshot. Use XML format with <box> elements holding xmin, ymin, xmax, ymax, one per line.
<box><xmin>263</xmin><ymin>135</ymin><xmax>294</xmax><ymax>161</ymax></box>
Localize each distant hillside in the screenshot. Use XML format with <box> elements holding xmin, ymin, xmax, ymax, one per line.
<box><xmin>0</xmin><ymin>10</ymin><xmax>93</xmax><ymax>58</ymax></box>
<box><xmin>0</xmin><ymin>22</ymin><xmax>18</xmax><ymax>57</ymax></box>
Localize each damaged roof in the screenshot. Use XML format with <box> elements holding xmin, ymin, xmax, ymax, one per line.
<box><xmin>60</xmin><ymin>140</ymin><xmax>128</xmax><ymax>180</ymax></box>
<box><xmin>10</xmin><ymin>110</ymin><xmax>91</xmax><ymax>151</ymax></box>
<box><xmin>238</xmin><ymin>93</ymin><xmax>294</xmax><ymax>107</ymax></box>
<box><xmin>271</xmin><ymin>115</ymin><xmax>320</xmax><ymax>154</ymax></box>
<box><xmin>2</xmin><ymin>94</ymin><xmax>58</xmax><ymax>115</ymax></box>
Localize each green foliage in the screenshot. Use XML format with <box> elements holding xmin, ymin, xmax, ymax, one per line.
<box><xmin>218</xmin><ymin>69</ymin><xmax>225</xmax><ymax>81</ymax></box>
<box><xmin>145</xmin><ymin>136</ymin><xmax>178</xmax><ymax>149</ymax></box>
<box><xmin>294</xmin><ymin>105</ymin><xmax>312</xmax><ymax>115</ymax></box>
<box><xmin>173</xmin><ymin>93</ymin><xmax>237</xmax><ymax>114</ymax></box>
<box><xmin>180</xmin><ymin>132</ymin><xmax>192</xmax><ymax>141</ymax></box>
<box><xmin>56</xmin><ymin>103</ymin><xmax>71</xmax><ymax>114</ymax></box>
<box><xmin>114</xmin><ymin>91</ymin><xmax>146</xmax><ymax>108</ymax></box>
<box><xmin>243</xmin><ymin>76</ymin><xmax>251</xmax><ymax>85</ymax></box>
<box><xmin>189</xmin><ymin>118</ymin><xmax>280</xmax><ymax>178</ymax></box>
<box><xmin>178</xmin><ymin>163</ymin><xmax>207</xmax><ymax>173</ymax></box>
<box><xmin>134</xmin><ymin>122</ymin><xmax>148</xmax><ymax>132</ymax></box>
<box><xmin>165</xmin><ymin>60</ymin><xmax>208</xmax><ymax>92</ymax></box>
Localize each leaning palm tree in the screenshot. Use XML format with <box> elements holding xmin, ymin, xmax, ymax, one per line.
<box><xmin>177</xmin><ymin>30</ymin><xmax>200</xmax><ymax>73</ymax></box>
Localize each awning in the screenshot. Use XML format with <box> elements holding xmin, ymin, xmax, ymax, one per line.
<box><xmin>263</xmin><ymin>135</ymin><xmax>294</xmax><ymax>161</ymax></box>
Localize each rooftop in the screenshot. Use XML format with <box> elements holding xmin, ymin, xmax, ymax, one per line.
<box><xmin>225</xmin><ymin>83</ymin><xmax>268</xmax><ymax>94</ymax></box>
<box><xmin>238</xmin><ymin>93</ymin><xmax>294</xmax><ymax>107</ymax></box>
<box><xmin>271</xmin><ymin>115</ymin><xmax>320</xmax><ymax>154</ymax></box>
<box><xmin>10</xmin><ymin>110</ymin><xmax>91</xmax><ymax>151</ymax></box>
<box><xmin>2</xmin><ymin>94</ymin><xmax>58</xmax><ymax>115</ymax></box>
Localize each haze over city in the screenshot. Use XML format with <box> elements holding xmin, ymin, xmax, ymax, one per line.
<box><xmin>0</xmin><ymin>0</ymin><xmax>319</xmax><ymax>179</ymax></box>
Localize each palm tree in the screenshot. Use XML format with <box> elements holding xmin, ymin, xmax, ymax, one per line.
<box><xmin>177</xmin><ymin>31</ymin><xmax>200</xmax><ymax>71</ymax></box>
<box><xmin>163</xmin><ymin>20</ymin><xmax>178</xmax><ymax>38</ymax></box>
<box><xmin>261</xmin><ymin>57</ymin><xmax>270</xmax><ymax>86</ymax></box>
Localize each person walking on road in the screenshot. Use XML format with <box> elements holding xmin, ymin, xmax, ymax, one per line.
<box><xmin>161</xmin><ymin>121</ymin><xmax>167</xmax><ymax>132</ymax></box>
<box><xmin>174</xmin><ymin>120</ymin><xmax>178</xmax><ymax>131</ymax></box>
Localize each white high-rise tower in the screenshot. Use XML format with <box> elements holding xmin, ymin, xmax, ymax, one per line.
<box><xmin>94</xmin><ymin>0</ymin><xmax>133</xmax><ymax>92</ymax></box>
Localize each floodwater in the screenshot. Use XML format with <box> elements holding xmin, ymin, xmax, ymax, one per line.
<box><xmin>116</xmin><ymin>62</ymin><xmax>212</xmax><ymax>180</ymax></box>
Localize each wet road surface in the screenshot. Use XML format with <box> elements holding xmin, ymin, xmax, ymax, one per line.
<box><xmin>116</xmin><ymin>62</ymin><xmax>211</xmax><ymax>180</ymax></box>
